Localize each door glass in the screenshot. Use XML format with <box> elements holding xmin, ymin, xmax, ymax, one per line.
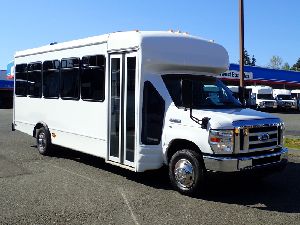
<box><xmin>125</xmin><ymin>57</ymin><xmax>136</xmax><ymax>162</ymax></box>
<box><xmin>110</xmin><ymin>58</ymin><xmax>121</xmax><ymax>157</ymax></box>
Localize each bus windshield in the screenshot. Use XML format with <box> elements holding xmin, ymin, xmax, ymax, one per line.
<box><xmin>163</xmin><ymin>74</ymin><xmax>242</xmax><ymax>109</ymax></box>
<box><xmin>257</xmin><ymin>94</ymin><xmax>274</xmax><ymax>100</ymax></box>
<box><xmin>277</xmin><ymin>95</ymin><xmax>292</xmax><ymax>100</ymax></box>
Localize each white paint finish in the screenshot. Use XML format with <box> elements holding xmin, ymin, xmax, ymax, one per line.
<box><xmin>246</xmin><ymin>85</ymin><xmax>273</xmax><ymax>95</ymax></box>
<box><xmin>227</xmin><ymin>85</ymin><xmax>239</xmax><ymax>93</ymax></box>
<box><xmin>141</xmin><ymin>34</ymin><xmax>228</xmax><ymax>75</ymax></box>
<box><xmin>14</xmin><ymin>30</ymin><xmax>281</xmax><ymax>173</ymax></box>
<box><xmin>273</xmin><ymin>89</ymin><xmax>291</xmax><ymax>96</ymax></box>
<box><xmin>291</xmin><ymin>89</ymin><xmax>300</xmax><ymax>94</ymax></box>
<box><xmin>15</xmin><ymin>97</ymin><xmax>108</xmax><ymax>158</ymax></box>
<box><xmin>15</xmin><ymin>35</ymin><xmax>109</xmax><ymax>58</ymax></box>
<box><xmin>246</xmin><ymin>85</ymin><xmax>277</xmax><ymax>107</ymax></box>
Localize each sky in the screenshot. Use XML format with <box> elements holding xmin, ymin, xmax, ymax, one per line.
<box><xmin>0</xmin><ymin>0</ymin><xmax>299</xmax><ymax>70</ymax></box>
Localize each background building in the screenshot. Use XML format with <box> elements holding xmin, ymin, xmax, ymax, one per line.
<box><xmin>219</xmin><ymin>64</ymin><xmax>300</xmax><ymax>89</ymax></box>
<box><xmin>0</xmin><ymin>65</ymin><xmax>13</xmax><ymax>108</ymax></box>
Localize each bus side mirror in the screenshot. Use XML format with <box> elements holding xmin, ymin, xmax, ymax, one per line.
<box><xmin>182</xmin><ymin>80</ymin><xmax>193</xmax><ymax>108</ymax></box>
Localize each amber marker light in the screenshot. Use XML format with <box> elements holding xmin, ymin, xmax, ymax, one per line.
<box><xmin>210</xmin><ymin>137</ymin><xmax>221</xmax><ymax>143</ymax></box>
<box><xmin>234</xmin><ymin>128</ymin><xmax>240</xmax><ymax>136</ymax></box>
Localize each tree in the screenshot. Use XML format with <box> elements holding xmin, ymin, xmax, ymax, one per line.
<box><xmin>291</xmin><ymin>58</ymin><xmax>300</xmax><ymax>71</ymax></box>
<box><xmin>251</xmin><ymin>55</ymin><xmax>256</xmax><ymax>66</ymax></box>
<box><xmin>243</xmin><ymin>49</ymin><xmax>256</xmax><ymax>66</ymax></box>
<box><xmin>268</xmin><ymin>55</ymin><xmax>283</xmax><ymax>69</ymax></box>
<box><xmin>282</xmin><ymin>62</ymin><xmax>290</xmax><ymax>70</ymax></box>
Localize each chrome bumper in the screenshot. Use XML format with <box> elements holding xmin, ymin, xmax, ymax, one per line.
<box><xmin>203</xmin><ymin>148</ymin><xmax>288</xmax><ymax>172</ymax></box>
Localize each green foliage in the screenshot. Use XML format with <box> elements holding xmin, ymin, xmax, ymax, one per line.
<box><xmin>268</xmin><ymin>55</ymin><xmax>283</xmax><ymax>69</ymax></box>
<box><xmin>282</xmin><ymin>62</ymin><xmax>290</xmax><ymax>70</ymax></box>
<box><xmin>292</xmin><ymin>58</ymin><xmax>300</xmax><ymax>71</ymax></box>
<box><xmin>284</xmin><ymin>137</ymin><xmax>300</xmax><ymax>150</ymax></box>
<box><xmin>243</xmin><ymin>49</ymin><xmax>256</xmax><ymax>66</ymax></box>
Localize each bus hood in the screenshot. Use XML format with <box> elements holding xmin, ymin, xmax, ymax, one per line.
<box><xmin>190</xmin><ymin>108</ymin><xmax>280</xmax><ymax>129</ymax></box>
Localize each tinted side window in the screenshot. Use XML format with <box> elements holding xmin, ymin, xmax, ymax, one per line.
<box><xmin>141</xmin><ymin>81</ymin><xmax>165</xmax><ymax>145</ymax></box>
<box><xmin>43</xmin><ymin>60</ymin><xmax>60</xmax><ymax>98</ymax></box>
<box><xmin>81</xmin><ymin>55</ymin><xmax>105</xmax><ymax>101</ymax></box>
<box><xmin>27</xmin><ymin>62</ymin><xmax>42</xmax><ymax>97</ymax></box>
<box><xmin>162</xmin><ymin>77</ymin><xmax>182</xmax><ymax>106</ymax></box>
<box><xmin>15</xmin><ymin>64</ymin><xmax>27</xmax><ymax>96</ymax></box>
<box><xmin>61</xmin><ymin>58</ymin><xmax>80</xmax><ymax>99</ymax></box>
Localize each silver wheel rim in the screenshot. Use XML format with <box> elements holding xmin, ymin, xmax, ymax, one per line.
<box><xmin>174</xmin><ymin>159</ymin><xmax>195</xmax><ymax>189</ymax></box>
<box><xmin>38</xmin><ymin>132</ymin><xmax>46</xmax><ymax>152</ymax></box>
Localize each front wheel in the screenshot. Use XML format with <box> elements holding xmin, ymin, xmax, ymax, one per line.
<box><xmin>169</xmin><ymin>149</ymin><xmax>205</xmax><ymax>196</ymax></box>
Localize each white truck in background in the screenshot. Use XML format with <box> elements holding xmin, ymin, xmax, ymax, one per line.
<box><xmin>273</xmin><ymin>89</ymin><xmax>297</xmax><ymax>110</ymax></box>
<box><xmin>245</xmin><ymin>86</ymin><xmax>277</xmax><ymax>110</ymax></box>
<box><xmin>291</xmin><ymin>90</ymin><xmax>300</xmax><ymax>111</ymax></box>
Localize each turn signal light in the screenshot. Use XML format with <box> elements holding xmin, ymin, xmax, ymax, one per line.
<box><xmin>210</xmin><ymin>137</ymin><xmax>221</xmax><ymax>143</ymax></box>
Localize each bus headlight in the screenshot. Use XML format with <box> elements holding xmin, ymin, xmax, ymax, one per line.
<box><xmin>209</xmin><ymin>129</ymin><xmax>234</xmax><ymax>154</ymax></box>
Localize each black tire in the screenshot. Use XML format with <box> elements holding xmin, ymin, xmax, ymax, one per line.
<box><xmin>36</xmin><ymin>127</ymin><xmax>52</xmax><ymax>155</ymax></box>
<box><xmin>169</xmin><ymin>149</ymin><xmax>205</xmax><ymax>196</ymax></box>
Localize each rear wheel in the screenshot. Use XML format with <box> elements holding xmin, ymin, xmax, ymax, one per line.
<box><xmin>36</xmin><ymin>127</ymin><xmax>52</xmax><ymax>155</ymax></box>
<box><xmin>169</xmin><ymin>149</ymin><xmax>205</xmax><ymax>195</ymax></box>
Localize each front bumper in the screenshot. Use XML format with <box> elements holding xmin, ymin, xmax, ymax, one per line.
<box><xmin>203</xmin><ymin>148</ymin><xmax>288</xmax><ymax>172</ymax></box>
<box><xmin>259</xmin><ymin>105</ymin><xmax>277</xmax><ymax>109</ymax></box>
<box><xmin>278</xmin><ymin>103</ymin><xmax>297</xmax><ymax>109</ymax></box>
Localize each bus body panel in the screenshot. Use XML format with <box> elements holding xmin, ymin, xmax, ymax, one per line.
<box><xmin>13</xmin><ymin>31</ymin><xmax>287</xmax><ymax>179</ymax></box>
<box><xmin>14</xmin><ymin>43</ymin><xmax>109</xmax><ymax>158</ymax></box>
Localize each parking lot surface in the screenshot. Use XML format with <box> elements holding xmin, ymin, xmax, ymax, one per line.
<box><xmin>268</xmin><ymin>111</ymin><xmax>300</xmax><ymax>137</ymax></box>
<box><xmin>1</xmin><ymin>109</ymin><xmax>300</xmax><ymax>225</ymax></box>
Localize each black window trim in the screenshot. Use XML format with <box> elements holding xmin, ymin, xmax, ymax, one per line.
<box><xmin>60</xmin><ymin>57</ymin><xmax>80</xmax><ymax>101</ymax></box>
<box><xmin>43</xmin><ymin>59</ymin><xmax>60</xmax><ymax>99</ymax></box>
<box><xmin>27</xmin><ymin>61</ymin><xmax>42</xmax><ymax>98</ymax></box>
<box><xmin>15</xmin><ymin>63</ymin><xmax>28</xmax><ymax>97</ymax></box>
<box><xmin>80</xmin><ymin>54</ymin><xmax>106</xmax><ymax>102</ymax></box>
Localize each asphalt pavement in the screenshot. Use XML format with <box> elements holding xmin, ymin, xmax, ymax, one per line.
<box><xmin>268</xmin><ymin>110</ymin><xmax>300</xmax><ymax>137</ymax></box>
<box><xmin>1</xmin><ymin>109</ymin><xmax>300</xmax><ymax>225</ymax></box>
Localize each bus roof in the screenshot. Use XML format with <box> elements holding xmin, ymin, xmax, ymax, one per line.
<box><xmin>15</xmin><ymin>31</ymin><xmax>229</xmax><ymax>74</ymax></box>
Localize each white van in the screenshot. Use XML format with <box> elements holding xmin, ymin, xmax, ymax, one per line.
<box><xmin>273</xmin><ymin>89</ymin><xmax>297</xmax><ymax>110</ymax></box>
<box><xmin>13</xmin><ymin>31</ymin><xmax>288</xmax><ymax>195</ymax></box>
<box><xmin>291</xmin><ymin>90</ymin><xmax>300</xmax><ymax>111</ymax></box>
<box><xmin>245</xmin><ymin>86</ymin><xmax>277</xmax><ymax>110</ymax></box>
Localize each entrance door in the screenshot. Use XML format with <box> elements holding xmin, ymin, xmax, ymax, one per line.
<box><xmin>108</xmin><ymin>52</ymin><xmax>137</xmax><ymax>167</ymax></box>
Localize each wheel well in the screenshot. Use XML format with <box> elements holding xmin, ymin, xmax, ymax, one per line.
<box><xmin>166</xmin><ymin>139</ymin><xmax>202</xmax><ymax>163</ymax></box>
<box><xmin>33</xmin><ymin>122</ymin><xmax>49</xmax><ymax>138</ymax></box>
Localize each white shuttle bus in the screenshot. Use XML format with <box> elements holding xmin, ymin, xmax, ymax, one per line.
<box><xmin>13</xmin><ymin>31</ymin><xmax>288</xmax><ymax>195</ymax></box>
<box><xmin>273</xmin><ymin>89</ymin><xmax>297</xmax><ymax>110</ymax></box>
<box><xmin>245</xmin><ymin>86</ymin><xmax>277</xmax><ymax>110</ymax></box>
<box><xmin>291</xmin><ymin>89</ymin><xmax>300</xmax><ymax>111</ymax></box>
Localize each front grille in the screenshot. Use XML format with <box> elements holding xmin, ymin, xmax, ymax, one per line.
<box><xmin>249</xmin><ymin>141</ymin><xmax>278</xmax><ymax>149</ymax></box>
<box><xmin>264</xmin><ymin>102</ymin><xmax>274</xmax><ymax>107</ymax></box>
<box><xmin>237</xmin><ymin>124</ymin><xmax>281</xmax><ymax>153</ymax></box>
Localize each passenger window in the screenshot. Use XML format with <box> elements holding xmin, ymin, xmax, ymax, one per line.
<box><xmin>15</xmin><ymin>64</ymin><xmax>28</xmax><ymax>96</ymax></box>
<box><xmin>27</xmin><ymin>62</ymin><xmax>42</xmax><ymax>98</ymax></box>
<box><xmin>61</xmin><ymin>58</ymin><xmax>80</xmax><ymax>99</ymax></box>
<box><xmin>43</xmin><ymin>60</ymin><xmax>60</xmax><ymax>98</ymax></box>
<box><xmin>81</xmin><ymin>55</ymin><xmax>105</xmax><ymax>101</ymax></box>
<box><xmin>141</xmin><ymin>81</ymin><xmax>165</xmax><ymax>145</ymax></box>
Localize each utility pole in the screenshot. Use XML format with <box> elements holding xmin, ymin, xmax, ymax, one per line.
<box><xmin>239</xmin><ymin>0</ymin><xmax>245</xmax><ymax>104</ymax></box>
